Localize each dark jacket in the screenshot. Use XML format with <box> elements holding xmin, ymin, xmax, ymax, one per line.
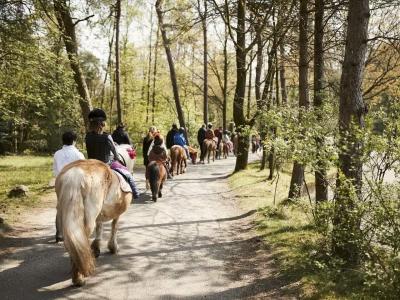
<box><xmin>85</xmin><ymin>132</ymin><xmax>118</xmax><ymax>164</ymax></box>
<box><xmin>197</xmin><ymin>127</ymin><xmax>206</xmax><ymax>146</ymax></box>
<box><xmin>142</xmin><ymin>134</ymin><xmax>153</xmax><ymax>166</ymax></box>
<box><xmin>112</xmin><ymin>128</ymin><xmax>131</xmax><ymax>145</ymax></box>
<box><xmin>166</xmin><ymin>129</ymin><xmax>178</xmax><ymax>149</ymax></box>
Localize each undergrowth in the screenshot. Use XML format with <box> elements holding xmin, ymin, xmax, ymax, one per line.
<box><xmin>229</xmin><ymin>162</ymin><xmax>370</xmax><ymax>299</ymax></box>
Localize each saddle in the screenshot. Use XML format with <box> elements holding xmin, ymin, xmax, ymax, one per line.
<box><xmin>113</xmin><ymin>170</ymin><xmax>132</xmax><ymax>193</ymax></box>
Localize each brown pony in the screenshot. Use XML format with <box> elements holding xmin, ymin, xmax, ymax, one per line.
<box><xmin>147</xmin><ymin>161</ymin><xmax>167</xmax><ymax>201</ymax></box>
<box><xmin>170</xmin><ymin>145</ymin><xmax>187</xmax><ymax>175</ymax></box>
<box><xmin>55</xmin><ymin>160</ymin><xmax>132</xmax><ymax>286</ymax></box>
<box><xmin>203</xmin><ymin>139</ymin><xmax>216</xmax><ymax>163</ymax></box>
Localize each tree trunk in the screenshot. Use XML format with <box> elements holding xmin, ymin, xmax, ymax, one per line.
<box><xmin>202</xmin><ymin>0</ymin><xmax>208</xmax><ymax>125</ymax></box>
<box><xmin>115</xmin><ymin>0</ymin><xmax>122</xmax><ymax>124</ymax></box>
<box><xmin>233</xmin><ymin>0</ymin><xmax>249</xmax><ymax>172</ymax></box>
<box><xmin>222</xmin><ymin>22</ymin><xmax>228</xmax><ymax>131</ymax></box>
<box><xmin>155</xmin><ymin>0</ymin><xmax>186</xmax><ymax>129</ymax></box>
<box><xmin>279</xmin><ymin>43</ymin><xmax>288</xmax><ymax>105</ymax></box>
<box><xmin>332</xmin><ymin>0</ymin><xmax>370</xmax><ymax>266</ymax></box>
<box><xmin>146</xmin><ymin>6</ymin><xmax>154</xmax><ymax>124</ymax></box>
<box><xmin>53</xmin><ymin>0</ymin><xmax>92</xmax><ymax>128</ymax></box>
<box><xmin>314</xmin><ymin>0</ymin><xmax>328</xmax><ymax>202</ymax></box>
<box><xmin>247</xmin><ymin>48</ymin><xmax>253</xmax><ymax>119</ymax></box>
<box><xmin>101</xmin><ymin>25</ymin><xmax>115</xmax><ymax>109</ymax></box>
<box><xmin>288</xmin><ymin>0</ymin><xmax>309</xmax><ymax>200</ymax></box>
<box><xmin>152</xmin><ymin>27</ymin><xmax>160</xmax><ymax>125</ymax></box>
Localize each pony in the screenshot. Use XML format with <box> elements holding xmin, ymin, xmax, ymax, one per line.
<box><xmin>147</xmin><ymin>161</ymin><xmax>167</xmax><ymax>201</ymax></box>
<box><xmin>55</xmin><ymin>159</ymin><xmax>132</xmax><ymax>286</ymax></box>
<box><xmin>188</xmin><ymin>146</ymin><xmax>198</xmax><ymax>164</ymax></box>
<box><xmin>115</xmin><ymin>144</ymin><xmax>136</xmax><ymax>173</ymax></box>
<box><xmin>203</xmin><ymin>139</ymin><xmax>216</xmax><ymax>163</ymax></box>
<box><xmin>170</xmin><ymin>145</ymin><xmax>187</xmax><ymax>175</ymax></box>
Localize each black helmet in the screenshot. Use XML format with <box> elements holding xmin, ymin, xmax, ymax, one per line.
<box><xmin>88</xmin><ymin>108</ymin><xmax>107</xmax><ymax>121</ymax></box>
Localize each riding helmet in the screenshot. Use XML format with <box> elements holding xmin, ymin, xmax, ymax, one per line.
<box><xmin>88</xmin><ymin>108</ymin><xmax>107</xmax><ymax>121</ymax></box>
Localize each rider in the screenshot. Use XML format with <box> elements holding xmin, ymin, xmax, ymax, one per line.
<box><xmin>112</xmin><ymin>123</ymin><xmax>132</xmax><ymax>145</ymax></box>
<box><xmin>166</xmin><ymin>123</ymin><xmax>179</xmax><ymax>149</ymax></box>
<box><xmin>205</xmin><ymin>123</ymin><xmax>215</xmax><ymax>140</ymax></box>
<box><xmin>85</xmin><ymin>108</ymin><xmax>139</xmax><ymax>199</ymax></box>
<box><xmin>142</xmin><ymin>126</ymin><xmax>157</xmax><ymax>166</ymax></box>
<box><xmin>197</xmin><ymin>124</ymin><xmax>206</xmax><ymax>162</ymax></box>
<box><xmin>222</xmin><ymin>130</ymin><xmax>233</xmax><ymax>152</ymax></box>
<box><xmin>174</xmin><ymin>127</ymin><xmax>190</xmax><ymax>158</ymax></box>
<box><xmin>147</xmin><ymin>134</ymin><xmax>172</xmax><ymax>179</ymax></box>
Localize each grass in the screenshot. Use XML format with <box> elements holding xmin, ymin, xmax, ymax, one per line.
<box><xmin>0</xmin><ymin>155</ymin><xmax>53</xmax><ymax>223</ymax></box>
<box><xmin>229</xmin><ymin>162</ymin><xmax>367</xmax><ymax>299</ymax></box>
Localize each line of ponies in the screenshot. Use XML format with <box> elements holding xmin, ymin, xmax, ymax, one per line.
<box><xmin>55</xmin><ymin>142</ymin><xmax>232</xmax><ymax>286</ymax></box>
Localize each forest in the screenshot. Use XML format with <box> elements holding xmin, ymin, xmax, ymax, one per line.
<box><xmin>1</xmin><ymin>0</ymin><xmax>400</xmax><ymax>298</ymax></box>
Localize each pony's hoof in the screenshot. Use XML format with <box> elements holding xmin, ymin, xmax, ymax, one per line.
<box><xmin>72</xmin><ymin>275</ymin><xmax>86</xmax><ymax>287</ymax></box>
<box><xmin>152</xmin><ymin>197</ymin><xmax>157</xmax><ymax>202</ymax></box>
<box><xmin>158</xmin><ymin>192</ymin><xmax>162</xmax><ymax>198</ymax></box>
<box><xmin>91</xmin><ymin>241</ymin><xmax>101</xmax><ymax>258</ymax></box>
<box><xmin>55</xmin><ymin>235</ymin><xmax>63</xmax><ymax>243</ymax></box>
<box><xmin>108</xmin><ymin>243</ymin><xmax>118</xmax><ymax>254</ymax></box>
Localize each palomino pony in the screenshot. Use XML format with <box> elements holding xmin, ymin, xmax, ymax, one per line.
<box><xmin>170</xmin><ymin>145</ymin><xmax>187</xmax><ymax>175</ymax></box>
<box><xmin>116</xmin><ymin>144</ymin><xmax>136</xmax><ymax>172</ymax></box>
<box><xmin>203</xmin><ymin>139</ymin><xmax>216</xmax><ymax>163</ymax></box>
<box><xmin>147</xmin><ymin>161</ymin><xmax>167</xmax><ymax>201</ymax></box>
<box><xmin>55</xmin><ymin>159</ymin><xmax>132</xmax><ymax>286</ymax></box>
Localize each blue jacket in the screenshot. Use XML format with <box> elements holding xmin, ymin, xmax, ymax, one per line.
<box><xmin>173</xmin><ymin>133</ymin><xmax>187</xmax><ymax>147</ymax></box>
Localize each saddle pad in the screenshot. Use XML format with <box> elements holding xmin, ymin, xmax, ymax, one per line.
<box><xmin>114</xmin><ymin>171</ymin><xmax>132</xmax><ymax>193</ymax></box>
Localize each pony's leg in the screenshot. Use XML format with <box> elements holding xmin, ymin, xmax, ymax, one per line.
<box><xmin>108</xmin><ymin>218</ymin><xmax>119</xmax><ymax>254</ymax></box>
<box><xmin>55</xmin><ymin>211</ymin><xmax>63</xmax><ymax>242</ymax></box>
<box><xmin>91</xmin><ymin>221</ymin><xmax>103</xmax><ymax>258</ymax></box>
<box><xmin>71</xmin><ymin>259</ymin><xmax>85</xmax><ymax>287</ymax></box>
<box><xmin>158</xmin><ymin>182</ymin><xmax>163</xmax><ymax>198</ymax></box>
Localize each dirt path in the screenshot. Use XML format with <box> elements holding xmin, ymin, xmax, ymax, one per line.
<box><xmin>0</xmin><ymin>155</ymin><xmax>293</xmax><ymax>300</ymax></box>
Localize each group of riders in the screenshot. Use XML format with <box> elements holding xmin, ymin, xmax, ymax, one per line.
<box><xmin>53</xmin><ymin>108</ymin><xmax>237</xmax><ymax>203</ymax></box>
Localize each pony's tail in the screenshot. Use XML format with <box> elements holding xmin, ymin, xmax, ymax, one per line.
<box><xmin>58</xmin><ymin>170</ymin><xmax>95</xmax><ymax>277</ymax></box>
<box><xmin>148</xmin><ymin>163</ymin><xmax>160</xmax><ymax>201</ymax></box>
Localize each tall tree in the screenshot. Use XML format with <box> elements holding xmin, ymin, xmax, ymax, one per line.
<box><xmin>115</xmin><ymin>0</ymin><xmax>122</xmax><ymax>124</ymax></box>
<box><xmin>146</xmin><ymin>6</ymin><xmax>154</xmax><ymax>124</ymax></box>
<box><xmin>314</xmin><ymin>0</ymin><xmax>328</xmax><ymax>202</ymax></box>
<box><xmin>288</xmin><ymin>0</ymin><xmax>309</xmax><ymax>199</ymax></box>
<box><xmin>222</xmin><ymin>20</ymin><xmax>228</xmax><ymax>131</ymax></box>
<box><xmin>53</xmin><ymin>0</ymin><xmax>92</xmax><ymax>128</ymax></box>
<box><xmin>155</xmin><ymin>0</ymin><xmax>186</xmax><ymax>129</ymax></box>
<box><xmin>332</xmin><ymin>0</ymin><xmax>370</xmax><ymax>265</ymax></box>
<box><xmin>199</xmin><ymin>0</ymin><xmax>208</xmax><ymax>125</ymax></box>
